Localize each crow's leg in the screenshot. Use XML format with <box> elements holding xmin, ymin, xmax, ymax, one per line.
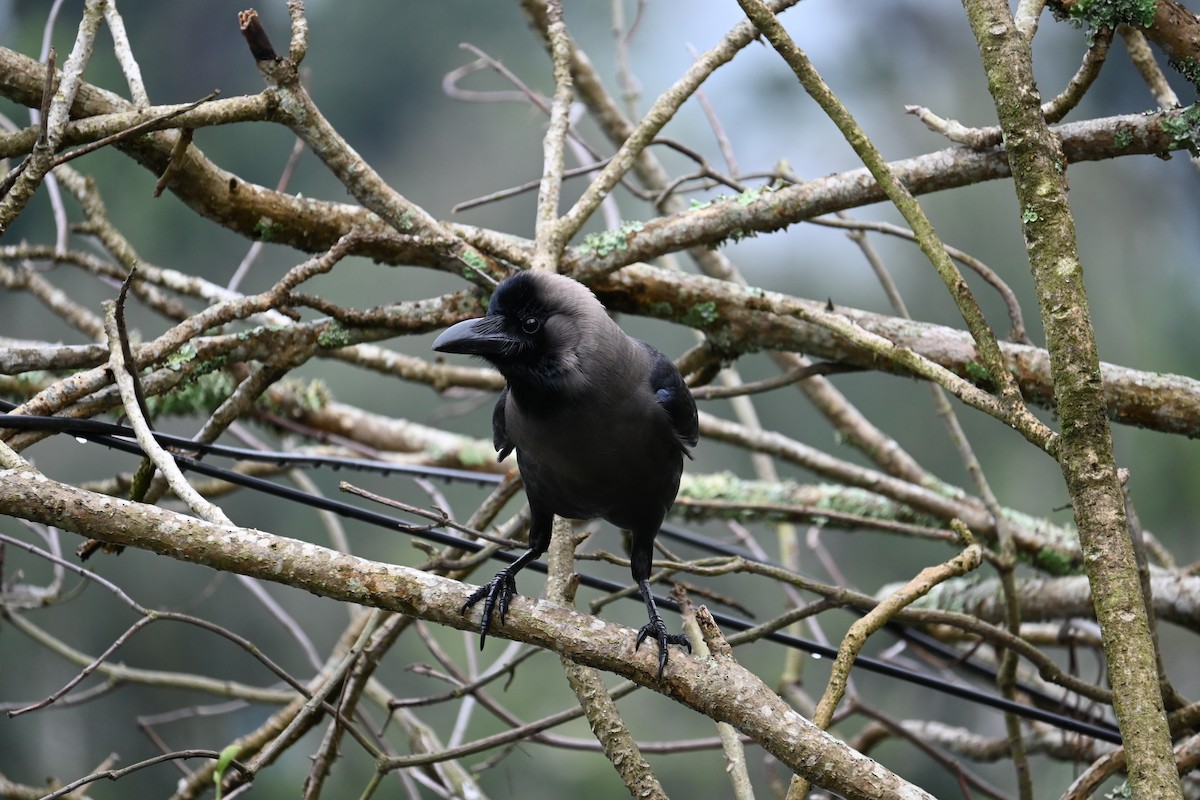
<box><xmin>460</xmin><ymin>547</ymin><xmax>539</xmax><ymax>647</ymax></box>
<box><xmin>630</xmin><ymin>527</ymin><xmax>690</xmax><ymax>679</ymax></box>
<box><xmin>635</xmin><ymin>580</ymin><xmax>691</xmax><ymax>680</ymax></box>
<box><xmin>461</xmin><ymin>507</ymin><xmax>552</xmax><ymax>649</ymax></box>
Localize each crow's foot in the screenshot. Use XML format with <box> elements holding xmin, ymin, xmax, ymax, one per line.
<box><xmin>636</xmin><ymin>614</ymin><xmax>691</xmax><ymax>680</ymax></box>
<box><xmin>461</xmin><ymin>570</ymin><xmax>518</xmax><ymax>649</ymax></box>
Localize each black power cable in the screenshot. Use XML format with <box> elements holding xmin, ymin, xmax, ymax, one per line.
<box><xmin>655</xmin><ymin>522</ymin><xmax>1115</xmax><ymax>729</ymax></box>
<box><xmin>0</xmin><ymin>409</ymin><xmax>1121</xmax><ymax>743</ymax></box>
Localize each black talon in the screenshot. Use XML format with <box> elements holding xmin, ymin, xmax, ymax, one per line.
<box><xmin>636</xmin><ymin>615</ymin><xmax>691</xmax><ymax>680</ymax></box>
<box><xmin>460</xmin><ymin>531</ymin><xmax>547</xmax><ymax>652</ymax></box>
<box><xmin>461</xmin><ymin>569</ymin><xmax>520</xmax><ymax>648</ymax></box>
<box><xmin>636</xmin><ymin>579</ymin><xmax>690</xmax><ymax>680</ymax></box>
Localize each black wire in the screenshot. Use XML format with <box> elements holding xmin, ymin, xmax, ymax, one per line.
<box><xmin>0</xmin><ymin>409</ymin><xmax>1122</xmax><ymax>743</ymax></box>
<box><xmin>0</xmin><ymin>409</ymin><xmax>500</xmax><ymax>486</ymax></box>
<box><xmin>656</xmin><ymin>522</ymin><xmax>1116</xmax><ymax>728</ymax></box>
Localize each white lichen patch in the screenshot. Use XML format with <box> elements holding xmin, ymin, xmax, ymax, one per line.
<box><xmin>1055</xmin><ymin>257</ymin><xmax>1079</xmax><ymax>279</ymax></box>
<box><xmin>396</xmin><ymin>565</ymin><xmax>441</xmax><ymax>591</ymax></box>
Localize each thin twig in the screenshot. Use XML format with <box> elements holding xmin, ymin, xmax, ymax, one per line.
<box><xmin>531</xmin><ymin>0</ymin><xmax>574</xmax><ymax>271</ymax></box>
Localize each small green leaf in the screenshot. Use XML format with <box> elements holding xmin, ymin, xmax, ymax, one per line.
<box><xmin>214</xmin><ymin>743</ymin><xmax>242</xmax><ymax>799</ymax></box>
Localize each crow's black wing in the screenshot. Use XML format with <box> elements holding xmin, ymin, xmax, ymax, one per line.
<box><xmin>492</xmin><ymin>386</ymin><xmax>514</xmax><ymax>461</ymax></box>
<box><xmin>644</xmin><ymin>343</ymin><xmax>699</xmax><ymax>455</ymax></box>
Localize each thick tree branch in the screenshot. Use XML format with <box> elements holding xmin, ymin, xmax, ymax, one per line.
<box><xmin>0</xmin><ymin>45</ymin><xmax>1189</xmax><ymax>275</ymax></box>
<box><xmin>964</xmin><ymin>2</ymin><xmax>1181</xmax><ymax>797</ymax></box>
<box><xmin>1052</xmin><ymin>0</ymin><xmax>1200</xmax><ymax>88</ymax></box>
<box><xmin>594</xmin><ymin>264</ymin><xmax>1200</xmax><ymax>438</ymax></box>
<box><xmin>902</xmin><ymin>571</ymin><xmax>1200</xmax><ymax>634</ymax></box>
<box><xmin>5</xmin><ymin>261</ymin><xmax>1198</xmax><ymax>441</ymax></box>
<box><xmin>0</xmin><ymin>467</ymin><xmax>935</xmax><ymax>800</ymax></box>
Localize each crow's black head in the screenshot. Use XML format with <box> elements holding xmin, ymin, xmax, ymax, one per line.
<box><xmin>432</xmin><ymin>271</ymin><xmax>616</xmax><ymax>395</ymax></box>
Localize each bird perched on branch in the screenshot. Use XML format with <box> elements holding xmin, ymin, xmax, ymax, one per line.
<box><xmin>432</xmin><ymin>270</ymin><xmax>699</xmax><ymax>678</ymax></box>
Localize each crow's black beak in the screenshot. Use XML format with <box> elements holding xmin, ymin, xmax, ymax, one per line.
<box><xmin>432</xmin><ymin>316</ymin><xmax>513</xmax><ymax>357</ymax></box>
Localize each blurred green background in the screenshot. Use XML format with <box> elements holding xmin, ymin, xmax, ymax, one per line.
<box><xmin>2</xmin><ymin>0</ymin><xmax>1198</xmax><ymax>797</ymax></box>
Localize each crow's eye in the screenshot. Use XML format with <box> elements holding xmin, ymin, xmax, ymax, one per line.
<box><xmin>521</xmin><ymin>317</ymin><xmax>541</xmax><ymax>334</ymax></box>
